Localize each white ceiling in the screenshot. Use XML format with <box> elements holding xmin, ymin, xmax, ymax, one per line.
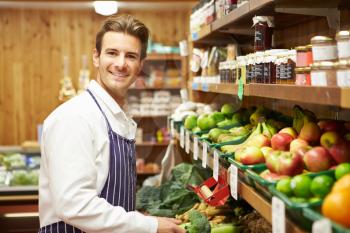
<box><xmin>0</xmin><ymin>1</ymin><xmax>195</xmax><ymax>10</ymax></box>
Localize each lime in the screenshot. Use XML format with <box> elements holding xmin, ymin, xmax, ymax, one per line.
<box><xmin>221</xmin><ymin>103</ymin><xmax>235</xmax><ymax>118</ymax></box>
<box><xmin>290</xmin><ymin>197</ymin><xmax>307</xmax><ymax>203</ymax></box>
<box><xmin>209</xmin><ymin>112</ymin><xmax>225</xmax><ymax>124</ymax></box>
<box><xmin>192</xmin><ymin>126</ymin><xmax>201</xmax><ymax>133</ymax></box>
<box><xmin>184</xmin><ymin>115</ymin><xmax>197</xmax><ymax>130</ymax></box>
<box><xmin>290</xmin><ymin>175</ymin><xmax>312</xmax><ymax>198</ymax></box>
<box><xmin>335</xmin><ymin>163</ymin><xmax>350</xmax><ymax>180</ymax></box>
<box><xmin>308</xmin><ymin>197</ymin><xmax>322</xmax><ymax>204</ymax></box>
<box><xmin>310</xmin><ymin>175</ymin><xmax>334</xmax><ymax>198</ymax></box>
<box><xmin>276</xmin><ymin>178</ymin><xmax>293</xmax><ymax>197</ymax></box>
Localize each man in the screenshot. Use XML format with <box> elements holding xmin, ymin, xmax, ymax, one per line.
<box><xmin>38</xmin><ymin>15</ymin><xmax>185</xmax><ymax>233</ymax></box>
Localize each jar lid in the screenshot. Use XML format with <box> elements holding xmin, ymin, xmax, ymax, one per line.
<box><xmin>295</xmin><ymin>46</ymin><xmax>307</xmax><ymax>51</ymax></box>
<box><xmin>311</xmin><ymin>36</ymin><xmax>334</xmax><ymax>43</ymax></box>
<box><xmin>295</xmin><ymin>67</ymin><xmax>305</xmax><ymax>73</ymax></box>
<box><xmin>306</xmin><ymin>44</ymin><xmax>312</xmax><ymax>50</ymax></box>
<box><xmin>311</xmin><ymin>61</ymin><xmax>335</xmax><ymax>69</ymax></box>
<box><xmin>304</xmin><ymin>67</ymin><xmax>311</xmax><ymax>72</ymax></box>
<box><xmin>336</xmin><ymin>59</ymin><xmax>349</xmax><ymax>68</ymax></box>
<box><xmin>336</xmin><ymin>30</ymin><xmax>350</xmax><ymax>40</ymax></box>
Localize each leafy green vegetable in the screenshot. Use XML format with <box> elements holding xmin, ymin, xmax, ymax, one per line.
<box><xmin>136</xmin><ymin>162</ymin><xmax>211</xmax><ymax>217</ymax></box>
<box><xmin>187</xmin><ymin>210</ymin><xmax>211</xmax><ymax>233</ymax></box>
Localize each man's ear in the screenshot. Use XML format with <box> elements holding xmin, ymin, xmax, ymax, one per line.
<box><xmin>138</xmin><ymin>59</ymin><xmax>145</xmax><ymax>74</ymax></box>
<box><xmin>92</xmin><ymin>49</ymin><xmax>100</xmax><ymax>68</ymax></box>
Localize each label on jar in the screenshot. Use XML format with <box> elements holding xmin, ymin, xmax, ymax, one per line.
<box><xmin>311</xmin><ymin>71</ymin><xmax>328</xmax><ymax>86</ymax></box>
<box><xmin>255</xmin><ymin>63</ymin><xmax>264</xmax><ymax>83</ymax></box>
<box><xmin>337</xmin><ymin>70</ymin><xmax>350</xmax><ymax>87</ymax></box>
<box><xmin>312</xmin><ymin>45</ymin><xmax>337</xmax><ymax>61</ymax></box>
<box><xmin>337</xmin><ymin>41</ymin><xmax>350</xmax><ymax>59</ymax></box>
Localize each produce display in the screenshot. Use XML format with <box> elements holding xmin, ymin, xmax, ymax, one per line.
<box><xmin>171</xmin><ymin>101</ymin><xmax>350</xmax><ymax>231</ymax></box>
<box><xmin>0</xmin><ymin>153</ymin><xmax>40</xmax><ymax>187</ymax></box>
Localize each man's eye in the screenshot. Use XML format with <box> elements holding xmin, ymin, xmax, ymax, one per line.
<box><xmin>127</xmin><ymin>55</ymin><xmax>138</xmax><ymax>59</ymax></box>
<box><xmin>107</xmin><ymin>51</ymin><xmax>117</xmax><ymax>56</ymax></box>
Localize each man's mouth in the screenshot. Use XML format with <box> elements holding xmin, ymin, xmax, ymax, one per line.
<box><xmin>109</xmin><ymin>71</ymin><xmax>129</xmax><ymax>78</ymax></box>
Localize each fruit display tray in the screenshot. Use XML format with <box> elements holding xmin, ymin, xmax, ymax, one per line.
<box><xmin>268</xmin><ymin>185</ymin><xmax>323</xmax><ymax>209</ymax></box>
<box><xmin>303</xmin><ymin>207</ymin><xmax>350</xmax><ymax>233</ymax></box>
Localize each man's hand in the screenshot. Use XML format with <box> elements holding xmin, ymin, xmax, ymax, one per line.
<box><xmin>156</xmin><ymin>217</ymin><xmax>186</xmax><ymax>233</ymax></box>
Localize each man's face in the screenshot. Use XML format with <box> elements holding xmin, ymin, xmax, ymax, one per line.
<box><xmin>93</xmin><ymin>31</ymin><xmax>143</xmax><ymax>100</ymax></box>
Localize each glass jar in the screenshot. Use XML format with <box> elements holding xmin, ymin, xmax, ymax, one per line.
<box><xmin>311</xmin><ymin>61</ymin><xmax>336</xmax><ymax>86</ymax></box>
<box><xmin>253</xmin><ymin>16</ymin><xmax>274</xmax><ymax>51</ymax></box>
<box><xmin>295</xmin><ymin>67</ymin><xmax>311</xmax><ymax>86</ymax></box>
<box><xmin>311</xmin><ymin>36</ymin><xmax>338</xmax><ymax>62</ymax></box>
<box><xmin>231</xmin><ymin>60</ymin><xmax>237</xmax><ymax>83</ymax></box>
<box><xmin>295</xmin><ymin>45</ymin><xmax>313</xmax><ymax>67</ymax></box>
<box><xmin>254</xmin><ymin>52</ymin><xmax>265</xmax><ymax>83</ymax></box>
<box><xmin>246</xmin><ymin>54</ymin><xmax>254</xmax><ymax>84</ymax></box>
<box><xmin>276</xmin><ymin>51</ymin><xmax>296</xmax><ymax>84</ymax></box>
<box><xmin>219</xmin><ymin>61</ymin><xmax>225</xmax><ymax>83</ymax></box>
<box><xmin>336</xmin><ymin>30</ymin><xmax>350</xmax><ymax>59</ymax></box>
<box><xmin>336</xmin><ymin>59</ymin><xmax>350</xmax><ymax>87</ymax></box>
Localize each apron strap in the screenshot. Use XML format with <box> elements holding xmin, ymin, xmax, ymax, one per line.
<box><xmin>86</xmin><ymin>89</ymin><xmax>112</xmax><ymax>131</ymax></box>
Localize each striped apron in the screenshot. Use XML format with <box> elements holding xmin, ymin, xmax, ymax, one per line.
<box><xmin>39</xmin><ymin>89</ymin><xmax>137</xmax><ymax>233</ymax></box>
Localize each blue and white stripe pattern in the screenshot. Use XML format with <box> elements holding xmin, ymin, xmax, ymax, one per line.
<box><xmin>39</xmin><ymin>89</ymin><xmax>136</xmax><ymax>232</ymax></box>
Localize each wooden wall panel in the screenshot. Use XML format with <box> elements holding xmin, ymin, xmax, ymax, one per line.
<box><xmin>0</xmin><ymin>8</ymin><xmax>190</xmax><ymax>145</ymax></box>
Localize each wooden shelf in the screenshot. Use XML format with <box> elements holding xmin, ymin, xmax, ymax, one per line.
<box><xmin>136</xmin><ymin>142</ymin><xmax>169</xmax><ymax>146</ymax></box>
<box><xmin>190</xmin><ymin>82</ymin><xmax>350</xmax><ymax>108</ymax></box>
<box><xmin>132</xmin><ymin>115</ymin><xmax>169</xmax><ymax>118</ymax></box>
<box><xmin>190</xmin><ymin>0</ymin><xmax>347</xmax><ymax>44</ymax></box>
<box><xmin>146</xmin><ymin>53</ymin><xmax>182</xmax><ymax>61</ymax></box>
<box><xmin>130</xmin><ymin>86</ymin><xmax>182</xmax><ymax>90</ymax></box>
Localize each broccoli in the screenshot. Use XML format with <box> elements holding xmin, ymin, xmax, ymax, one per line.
<box><xmin>187</xmin><ymin>210</ymin><xmax>211</xmax><ymax>233</ymax></box>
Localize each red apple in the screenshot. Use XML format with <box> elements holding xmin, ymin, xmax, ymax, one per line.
<box><xmin>278</xmin><ymin>151</ymin><xmax>305</xmax><ymax>176</ymax></box>
<box><xmin>303</xmin><ymin>146</ymin><xmax>333</xmax><ymax>172</ymax></box>
<box><xmin>328</xmin><ymin>142</ymin><xmax>350</xmax><ymax>164</ymax></box>
<box><xmin>271</xmin><ymin>133</ymin><xmax>294</xmax><ymax>151</ymax></box>
<box><xmin>265</xmin><ymin>150</ymin><xmax>281</xmax><ymax>173</ymax></box>
<box><xmin>238</xmin><ymin>146</ymin><xmax>265</xmax><ymax>165</ymax></box>
<box><xmin>279</xmin><ymin>127</ymin><xmax>297</xmax><ymax>139</ymax></box>
<box><xmin>320</xmin><ymin>131</ymin><xmax>342</xmax><ymax>149</ymax></box>
<box><xmin>260</xmin><ymin>169</ymin><xmax>289</xmax><ymax>182</ymax></box>
<box><xmin>318</xmin><ymin>120</ymin><xmax>344</xmax><ymax>132</ymax></box>
<box><xmin>290</xmin><ymin>138</ymin><xmax>309</xmax><ymax>153</ymax></box>
<box><xmin>261</xmin><ymin>146</ymin><xmax>273</xmax><ymax>157</ymax></box>
<box><xmin>299</xmin><ymin>122</ymin><xmax>321</xmax><ymax>144</ymax></box>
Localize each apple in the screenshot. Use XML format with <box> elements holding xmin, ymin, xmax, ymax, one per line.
<box><xmin>265</xmin><ymin>150</ymin><xmax>281</xmax><ymax>173</ymax></box>
<box><xmin>271</xmin><ymin>133</ymin><xmax>294</xmax><ymax>151</ymax></box>
<box><xmin>290</xmin><ymin>138</ymin><xmax>309</xmax><ymax>153</ymax></box>
<box><xmin>328</xmin><ymin>142</ymin><xmax>350</xmax><ymax>164</ymax></box>
<box><xmin>260</xmin><ymin>169</ymin><xmax>289</xmax><ymax>182</ymax></box>
<box><xmin>320</xmin><ymin>131</ymin><xmax>342</xmax><ymax>149</ymax></box>
<box><xmin>303</xmin><ymin>146</ymin><xmax>333</xmax><ymax>172</ymax></box>
<box><xmin>279</xmin><ymin>127</ymin><xmax>297</xmax><ymax>139</ymax></box>
<box><xmin>278</xmin><ymin>151</ymin><xmax>305</xmax><ymax>176</ymax></box>
<box><xmin>299</xmin><ymin>122</ymin><xmax>321</xmax><ymax>144</ymax></box>
<box><xmin>261</xmin><ymin>146</ymin><xmax>273</xmax><ymax>157</ymax></box>
<box><xmin>248</xmin><ymin>134</ymin><xmax>271</xmax><ymax>148</ymax></box>
<box><xmin>318</xmin><ymin>120</ymin><xmax>344</xmax><ymax>132</ymax></box>
<box><xmin>238</xmin><ymin>146</ymin><xmax>265</xmax><ymax>165</ymax></box>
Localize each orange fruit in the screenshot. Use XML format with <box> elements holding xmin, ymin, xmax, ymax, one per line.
<box><xmin>331</xmin><ymin>174</ymin><xmax>350</xmax><ymax>193</ymax></box>
<box><xmin>322</xmin><ymin>190</ymin><xmax>350</xmax><ymax>227</ymax></box>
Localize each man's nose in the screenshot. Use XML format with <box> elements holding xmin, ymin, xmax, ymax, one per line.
<box><xmin>114</xmin><ymin>54</ymin><xmax>126</xmax><ymax>68</ymax></box>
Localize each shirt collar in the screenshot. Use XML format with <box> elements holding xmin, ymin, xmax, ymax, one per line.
<box><xmin>87</xmin><ymin>80</ymin><xmax>123</xmax><ymax>115</ymax></box>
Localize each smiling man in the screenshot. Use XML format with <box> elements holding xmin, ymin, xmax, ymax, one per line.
<box><xmin>38</xmin><ymin>15</ymin><xmax>185</xmax><ymax>233</ymax></box>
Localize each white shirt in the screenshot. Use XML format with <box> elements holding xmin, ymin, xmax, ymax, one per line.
<box><xmin>39</xmin><ymin>80</ymin><xmax>158</xmax><ymax>233</ymax></box>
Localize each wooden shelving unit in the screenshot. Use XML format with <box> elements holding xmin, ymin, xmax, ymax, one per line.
<box><xmin>190</xmin><ymin>82</ymin><xmax>350</xmax><ymax>108</ymax></box>
<box><xmin>146</xmin><ymin>53</ymin><xmax>182</xmax><ymax>61</ymax></box>
<box><xmin>136</xmin><ymin>142</ymin><xmax>169</xmax><ymax>147</ymax></box>
<box><xmin>130</xmin><ymin>86</ymin><xmax>181</xmax><ymax>90</ymax></box>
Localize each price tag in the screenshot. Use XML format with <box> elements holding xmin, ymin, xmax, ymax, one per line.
<box><xmin>229</xmin><ymin>165</ymin><xmax>238</xmax><ymax>200</ymax></box>
<box><xmin>238</xmin><ymin>78</ymin><xmax>244</xmax><ymax>100</ymax></box>
<box><xmin>272</xmin><ymin>196</ymin><xmax>286</xmax><ymax>233</ymax></box>
<box><xmin>202</xmin><ymin>142</ymin><xmax>207</xmax><ymax>168</ymax></box>
<box><xmin>170</xmin><ymin>120</ymin><xmax>175</xmax><ymax>136</ymax></box>
<box><xmin>193</xmin><ymin>137</ymin><xmax>198</xmax><ymax>160</ymax></box>
<box><xmin>180</xmin><ymin>127</ymin><xmax>185</xmax><ymax>148</ymax></box>
<box><xmin>185</xmin><ymin>130</ymin><xmax>190</xmax><ymax>154</ymax></box>
<box><xmin>213</xmin><ymin>150</ymin><xmax>219</xmax><ymax>181</ymax></box>
<box><xmin>312</xmin><ymin>219</ymin><xmax>332</xmax><ymax>233</ymax></box>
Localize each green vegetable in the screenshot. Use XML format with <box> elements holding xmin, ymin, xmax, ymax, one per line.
<box><xmin>187</xmin><ymin>210</ymin><xmax>211</xmax><ymax>233</ymax></box>
<box><xmin>211</xmin><ymin>224</ymin><xmax>242</xmax><ymax>233</ymax></box>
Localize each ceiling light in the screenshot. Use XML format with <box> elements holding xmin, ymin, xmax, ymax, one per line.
<box><xmin>94</xmin><ymin>1</ymin><xmax>118</xmax><ymax>16</ymax></box>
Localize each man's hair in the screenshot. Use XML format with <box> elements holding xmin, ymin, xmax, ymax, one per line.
<box><xmin>95</xmin><ymin>14</ymin><xmax>149</xmax><ymax>60</ymax></box>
